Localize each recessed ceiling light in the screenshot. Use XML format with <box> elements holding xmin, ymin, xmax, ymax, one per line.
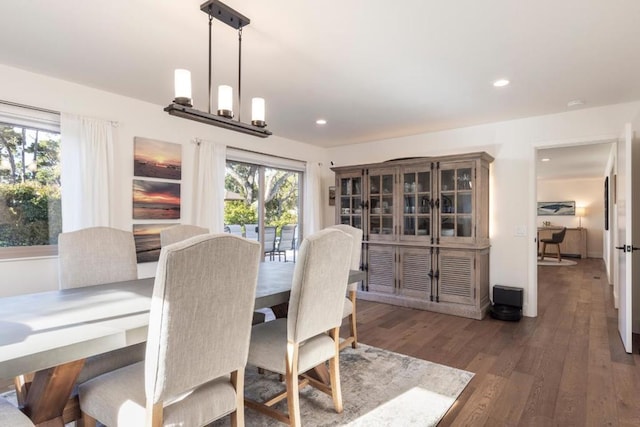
<box><xmin>541</xmin><ymin>158</ymin><xmax>551</xmax><ymax>162</ymax></box>
<box><xmin>567</xmin><ymin>99</ymin><xmax>585</xmax><ymax>108</ymax></box>
<box><xmin>493</xmin><ymin>79</ymin><xmax>510</xmax><ymax>87</ymax></box>
<box><xmin>316</xmin><ymin>119</ymin><xmax>327</xmax><ymax>125</ymax></box>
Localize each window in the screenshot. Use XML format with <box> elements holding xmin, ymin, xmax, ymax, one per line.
<box><xmin>0</xmin><ymin>103</ymin><xmax>61</xmax><ymax>258</ymax></box>
<box><xmin>224</xmin><ymin>149</ymin><xmax>303</xmax><ymax>260</ymax></box>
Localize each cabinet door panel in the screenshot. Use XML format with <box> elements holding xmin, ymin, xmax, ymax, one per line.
<box><xmin>336</xmin><ymin>172</ymin><xmax>364</xmax><ymax>231</ymax></box>
<box><xmin>400</xmin><ymin>164</ymin><xmax>433</xmax><ymax>242</ymax></box>
<box><xmin>368</xmin><ymin>167</ymin><xmax>397</xmax><ymax>242</ymax></box>
<box><xmin>438</xmin><ymin>161</ymin><xmax>475</xmax><ymax>243</ymax></box>
<box><xmin>367</xmin><ymin>245</ymin><xmax>396</xmax><ymax>294</ymax></box>
<box><xmin>438</xmin><ymin>250</ymin><xmax>474</xmax><ymax>305</ymax></box>
<box><xmin>398</xmin><ymin>247</ymin><xmax>431</xmax><ymax>299</ymax></box>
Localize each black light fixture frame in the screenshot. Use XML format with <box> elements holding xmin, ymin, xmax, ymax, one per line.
<box><xmin>164</xmin><ymin>0</ymin><xmax>271</xmax><ymax>138</ymax></box>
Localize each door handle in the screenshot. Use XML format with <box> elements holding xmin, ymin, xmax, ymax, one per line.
<box><xmin>615</xmin><ymin>246</ymin><xmax>627</xmax><ymax>252</ymax></box>
<box><xmin>632</xmin><ymin>246</ymin><xmax>640</xmax><ymax>252</ymax></box>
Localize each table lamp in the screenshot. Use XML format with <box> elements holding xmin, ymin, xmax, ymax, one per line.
<box><xmin>576</xmin><ymin>206</ymin><xmax>586</xmax><ymax>228</ymax></box>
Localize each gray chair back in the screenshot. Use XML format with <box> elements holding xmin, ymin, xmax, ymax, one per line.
<box><xmin>552</xmin><ymin>227</ymin><xmax>567</xmax><ymax>243</ymax></box>
<box><xmin>280</xmin><ymin>224</ymin><xmax>297</xmax><ymax>250</ymax></box>
<box><xmin>287</xmin><ymin>228</ymin><xmax>353</xmax><ymax>343</ymax></box>
<box><xmin>226</xmin><ymin>224</ymin><xmax>243</xmax><ymax>237</ymax></box>
<box><xmin>145</xmin><ymin>234</ymin><xmax>261</xmax><ymax>403</ymax></box>
<box><xmin>244</xmin><ymin>224</ymin><xmax>259</xmax><ymax>240</ymax></box>
<box><xmin>58</xmin><ymin>227</ymin><xmax>137</xmax><ymax>289</ymax></box>
<box><xmin>263</xmin><ymin>226</ymin><xmax>277</xmax><ymax>252</ymax></box>
<box><xmin>160</xmin><ymin>224</ymin><xmax>209</xmax><ymax>247</ymax></box>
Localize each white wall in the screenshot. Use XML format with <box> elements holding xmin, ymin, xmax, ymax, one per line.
<box><xmin>326</xmin><ymin>101</ymin><xmax>640</xmax><ymax>317</ymax></box>
<box><xmin>537</xmin><ymin>177</ymin><xmax>604</xmax><ymax>258</ymax></box>
<box><xmin>0</xmin><ymin>64</ymin><xmax>330</xmax><ymax>297</ymax></box>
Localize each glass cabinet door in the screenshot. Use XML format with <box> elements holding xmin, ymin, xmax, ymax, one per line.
<box><xmin>439</xmin><ymin>163</ymin><xmax>474</xmax><ymax>241</ymax></box>
<box><xmin>368</xmin><ymin>168</ymin><xmax>395</xmax><ymax>241</ymax></box>
<box><xmin>400</xmin><ymin>166</ymin><xmax>432</xmax><ymax>241</ymax></box>
<box><xmin>338</xmin><ymin>174</ymin><xmax>363</xmax><ymax>230</ymax></box>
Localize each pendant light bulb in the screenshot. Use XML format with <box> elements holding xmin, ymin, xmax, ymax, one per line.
<box><xmin>217</xmin><ymin>85</ymin><xmax>234</xmax><ymax>118</ymax></box>
<box><xmin>173</xmin><ymin>69</ymin><xmax>192</xmax><ymax>107</ymax></box>
<box><xmin>251</xmin><ymin>97</ymin><xmax>266</xmax><ymax>127</ymax></box>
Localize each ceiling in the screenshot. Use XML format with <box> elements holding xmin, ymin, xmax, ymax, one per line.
<box><xmin>537</xmin><ymin>143</ymin><xmax>613</xmax><ymax>180</ymax></box>
<box><xmin>0</xmin><ymin>1</ymin><xmax>639</xmax><ymax>148</ymax></box>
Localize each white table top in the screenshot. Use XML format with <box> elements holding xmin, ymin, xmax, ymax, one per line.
<box><xmin>0</xmin><ymin>263</ymin><xmax>365</xmax><ymax>380</ymax></box>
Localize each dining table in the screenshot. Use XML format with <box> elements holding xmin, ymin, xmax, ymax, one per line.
<box><xmin>0</xmin><ymin>262</ymin><xmax>365</xmax><ymax>426</ymax></box>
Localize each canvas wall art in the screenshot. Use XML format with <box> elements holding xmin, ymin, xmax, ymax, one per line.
<box><xmin>134</xmin><ymin>137</ymin><xmax>182</xmax><ymax>180</ymax></box>
<box><xmin>133</xmin><ymin>223</ymin><xmax>177</xmax><ymax>263</ymax></box>
<box><xmin>133</xmin><ymin>179</ymin><xmax>181</xmax><ymax>219</ymax></box>
<box><xmin>537</xmin><ymin>201</ymin><xmax>576</xmax><ymax>216</ymax></box>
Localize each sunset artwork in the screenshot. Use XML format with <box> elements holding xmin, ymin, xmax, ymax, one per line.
<box><xmin>133</xmin><ymin>179</ymin><xmax>181</xmax><ymax>219</ymax></box>
<box><xmin>134</xmin><ymin>137</ymin><xmax>182</xmax><ymax>180</ymax></box>
<box><xmin>133</xmin><ymin>223</ymin><xmax>176</xmax><ymax>263</ymax></box>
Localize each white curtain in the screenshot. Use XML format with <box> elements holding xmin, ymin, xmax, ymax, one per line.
<box><xmin>60</xmin><ymin>114</ymin><xmax>114</xmax><ymax>231</ymax></box>
<box><xmin>192</xmin><ymin>140</ymin><xmax>226</xmax><ymax>233</ymax></box>
<box><xmin>303</xmin><ymin>161</ymin><xmax>322</xmax><ymax>239</ymax></box>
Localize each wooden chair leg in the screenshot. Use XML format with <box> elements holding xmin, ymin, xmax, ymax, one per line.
<box><xmin>285</xmin><ymin>342</ymin><xmax>301</xmax><ymax>427</ymax></box>
<box><xmin>556</xmin><ymin>243</ymin><xmax>561</xmax><ymax>262</ymax></box>
<box><xmin>541</xmin><ymin>243</ymin><xmax>547</xmax><ymax>260</ymax></box>
<box><xmin>230</xmin><ymin>369</ymin><xmax>245</xmax><ymax>427</ymax></box>
<box><xmin>82</xmin><ymin>413</ymin><xmax>97</xmax><ymax>427</ymax></box>
<box><xmin>328</xmin><ymin>327</ymin><xmax>343</xmax><ymax>413</ymax></box>
<box><xmin>349</xmin><ymin>291</ymin><xmax>357</xmax><ymax>349</ymax></box>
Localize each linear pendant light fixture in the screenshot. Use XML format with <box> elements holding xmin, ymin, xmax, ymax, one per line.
<box><xmin>164</xmin><ymin>0</ymin><xmax>272</xmax><ymax>138</ymax></box>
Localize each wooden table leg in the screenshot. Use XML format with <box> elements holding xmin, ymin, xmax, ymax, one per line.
<box><xmin>20</xmin><ymin>359</ymin><xmax>85</xmax><ymax>426</ymax></box>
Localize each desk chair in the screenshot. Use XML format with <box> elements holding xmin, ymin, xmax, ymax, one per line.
<box><xmin>540</xmin><ymin>227</ymin><xmax>567</xmax><ymax>262</ymax></box>
<box><xmin>160</xmin><ymin>224</ymin><xmax>208</xmax><ymax>246</ymax></box>
<box><xmin>0</xmin><ymin>397</ymin><xmax>34</xmax><ymax>426</ymax></box>
<box><xmin>245</xmin><ymin>228</ymin><xmax>353</xmax><ymax>426</ymax></box>
<box><xmin>79</xmin><ymin>234</ymin><xmax>261</xmax><ymax>427</ymax></box>
<box><xmin>329</xmin><ymin>224</ymin><xmax>363</xmax><ymax>350</ymax></box>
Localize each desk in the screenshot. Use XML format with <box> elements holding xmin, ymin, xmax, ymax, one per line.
<box><xmin>0</xmin><ymin>263</ymin><xmax>365</xmax><ymax>425</ymax></box>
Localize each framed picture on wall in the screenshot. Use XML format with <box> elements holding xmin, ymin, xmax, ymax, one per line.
<box><xmin>134</xmin><ymin>137</ymin><xmax>182</xmax><ymax>180</ymax></box>
<box><xmin>604</xmin><ymin>177</ymin><xmax>609</xmax><ymax>230</ymax></box>
<box><xmin>133</xmin><ymin>223</ymin><xmax>177</xmax><ymax>263</ymax></box>
<box><xmin>537</xmin><ymin>201</ymin><xmax>575</xmax><ymax>216</ymax></box>
<box><xmin>133</xmin><ymin>179</ymin><xmax>181</xmax><ymax>219</ymax></box>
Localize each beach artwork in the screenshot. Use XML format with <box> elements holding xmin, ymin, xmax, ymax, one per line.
<box><xmin>133</xmin><ymin>179</ymin><xmax>181</xmax><ymax>219</ymax></box>
<box><xmin>537</xmin><ymin>200</ymin><xmax>575</xmax><ymax>216</ymax></box>
<box><xmin>133</xmin><ymin>223</ymin><xmax>175</xmax><ymax>263</ymax></box>
<box><xmin>134</xmin><ymin>137</ymin><xmax>182</xmax><ymax>180</ymax></box>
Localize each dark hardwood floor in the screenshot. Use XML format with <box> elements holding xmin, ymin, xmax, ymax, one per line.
<box><xmin>349</xmin><ymin>258</ymin><xmax>640</xmax><ymax>426</ymax></box>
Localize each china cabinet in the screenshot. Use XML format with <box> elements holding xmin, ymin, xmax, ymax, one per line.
<box><xmin>333</xmin><ymin>152</ymin><xmax>493</xmax><ymax>319</ymax></box>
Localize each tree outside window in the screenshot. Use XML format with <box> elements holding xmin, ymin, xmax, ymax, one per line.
<box><xmin>0</xmin><ymin>123</ymin><xmax>61</xmax><ymax>247</ymax></box>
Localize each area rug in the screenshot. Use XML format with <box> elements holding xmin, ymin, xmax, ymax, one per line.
<box><xmin>537</xmin><ymin>259</ymin><xmax>577</xmax><ymax>266</ymax></box>
<box><xmin>212</xmin><ymin>343</ymin><xmax>474</xmax><ymax>427</ymax></box>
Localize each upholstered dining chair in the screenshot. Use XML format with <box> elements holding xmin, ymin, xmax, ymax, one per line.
<box><xmin>0</xmin><ymin>397</ymin><xmax>34</xmax><ymax>426</ymax></box>
<box><xmin>78</xmin><ymin>234</ymin><xmax>261</xmax><ymax>427</ymax></box>
<box><xmin>56</xmin><ymin>227</ymin><xmax>146</xmax><ymax>384</ymax></box>
<box><xmin>329</xmin><ymin>224</ymin><xmax>363</xmax><ymax>350</ymax></box>
<box><xmin>540</xmin><ymin>227</ymin><xmax>567</xmax><ymax>262</ymax></box>
<box><xmin>160</xmin><ymin>224</ymin><xmax>209</xmax><ymax>247</ymax></box>
<box><xmin>245</xmin><ymin>228</ymin><xmax>353</xmax><ymax>426</ymax></box>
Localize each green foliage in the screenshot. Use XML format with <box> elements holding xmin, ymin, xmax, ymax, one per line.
<box><xmin>224</xmin><ymin>201</ymin><xmax>257</xmax><ymax>226</ymax></box>
<box><xmin>0</xmin><ymin>181</ymin><xmax>61</xmax><ymax>246</ymax></box>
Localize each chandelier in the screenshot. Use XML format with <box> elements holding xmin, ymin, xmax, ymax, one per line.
<box><xmin>164</xmin><ymin>0</ymin><xmax>272</xmax><ymax>138</ymax></box>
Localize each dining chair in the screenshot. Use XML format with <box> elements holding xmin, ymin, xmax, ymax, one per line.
<box><xmin>160</xmin><ymin>224</ymin><xmax>208</xmax><ymax>246</ymax></box>
<box><xmin>329</xmin><ymin>224</ymin><xmax>363</xmax><ymax>350</ymax></box>
<box><xmin>263</xmin><ymin>225</ymin><xmax>278</xmax><ymax>261</ymax></box>
<box><xmin>540</xmin><ymin>227</ymin><xmax>567</xmax><ymax>262</ymax></box>
<box><xmin>277</xmin><ymin>224</ymin><xmax>297</xmax><ymax>262</ymax></box>
<box><xmin>245</xmin><ymin>228</ymin><xmax>354</xmax><ymax>426</ymax></box>
<box><xmin>0</xmin><ymin>397</ymin><xmax>34</xmax><ymax>426</ymax></box>
<box><xmin>56</xmin><ymin>227</ymin><xmax>147</xmax><ymax>386</ymax></box>
<box><xmin>78</xmin><ymin>234</ymin><xmax>261</xmax><ymax>427</ymax></box>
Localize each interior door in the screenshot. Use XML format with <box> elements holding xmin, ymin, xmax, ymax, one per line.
<box><xmin>616</xmin><ymin>123</ymin><xmax>634</xmax><ymax>353</ymax></box>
